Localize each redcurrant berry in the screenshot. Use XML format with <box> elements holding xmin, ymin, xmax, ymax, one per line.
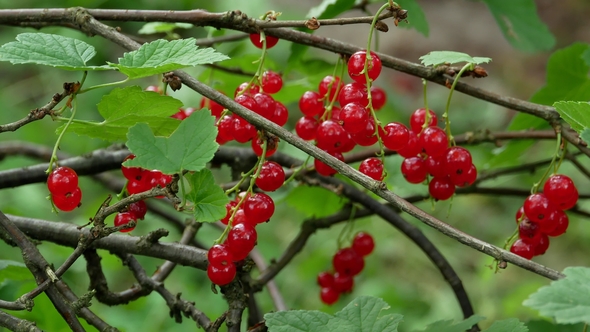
<box><xmin>256</xmin><ymin>161</ymin><xmax>285</xmax><ymax>192</ymax></box>
<box><xmin>52</xmin><ymin>187</ymin><xmax>82</xmax><ymax>212</ymax></box>
<box><xmin>249</xmin><ymin>33</ymin><xmax>279</xmax><ymax>49</ymax></box>
<box><xmin>401</xmin><ymin>157</ymin><xmax>428</xmax><ymax>184</ymax></box>
<box><xmin>207</xmin><ymin>262</ymin><xmax>236</xmax><ymax>286</ymax></box>
<box><xmin>261</xmin><ymin>70</ymin><xmax>283</xmax><ymax>94</ymax></box>
<box><xmin>114</xmin><ymin>212</ymin><xmax>136</xmax><ymax>232</ymax></box>
<box><xmin>409</xmin><ymin>108</ymin><xmax>437</xmax><ymax>134</ymax></box>
<box><xmin>347</xmin><ymin>50</ymin><xmax>382</xmax><ymax>84</ymax></box>
<box><xmin>47</xmin><ymin>166</ymin><xmax>79</xmax><ymax>196</ymax></box>
<box><xmin>352</xmin><ymin>232</ymin><xmax>375</xmax><ymax>256</ymax></box>
<box><xmin>359</xmin><ymin>157</ymin><xmax>384</xmax><ymax>181</ymax></box>
<box><xmin>227</xmin><ymin>223</ymin><xmax>258</xmax><ymax>261</ymax></box>
<box><xmin>299</xmin><ymin>91</ymin><xmax>324</xmax><ymax>117</ymax></box>
<box><xmin>428</xmin><ymin>177</ymin><xmax>455</xmax><ymax>200</ymax></box>
<box><xmin>243</xmin><ymin>193</ymin><xmax>275</xmax><ymax>224</ymax></box>
<box><xmin>332</xmin><ymin>247</ymin><xmax>364</xmax><ymax>276</ymax></box>
<box><xmin>320</xmin><ymin>287</ymin><xmax>339</xmax><ymax>305</ymax></box>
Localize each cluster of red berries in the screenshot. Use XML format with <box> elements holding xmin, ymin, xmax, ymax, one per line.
<box><xmin>47</xmin><ymin>166</ymin><xmax>82</xmax><ymax>211</ymax></box>
<box><xmin>510</xmin><ymin>174</ymin><xmax>578</xmax><ymax>259</ymax></box>
<box><xmin>317</xmin><ymin>232</ymin><xmax>375</xmax><ymax>305</ymax></box>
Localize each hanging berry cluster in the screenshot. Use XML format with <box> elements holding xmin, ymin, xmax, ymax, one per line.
<box><xmin>47</xmin><ymin>166</ymin><xmax>82</xmax><ymax>211</ymax></box>
<box><xmin>317</xmin><ymin>232</ymin><xmax>375</xmax><ymax>305</ymax></box>
<box><xmin>511</xmin><ymin>174</ymin><xmax>578</xmax><ymax>259</ymax></box>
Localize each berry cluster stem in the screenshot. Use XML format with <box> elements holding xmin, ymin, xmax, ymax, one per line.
<box><xmin>531</xmin><ymin>132</ymin><xmax>563</xmax><ymax>194</ymax></box>
<box><xmin>320</xmin><ymin>57</ymin><xmax>345</xmax><ymax>121</ymax></box>
<box><xmin>46</xmin><ymin>98</ymin><xmax>78</xmax><ymax>174</ymax></box>
<box><xmin>443</xmin><ymin>62</ymin><xmax>475</xmax><ymax>145</ymax></box>
<box><xmin>421</xmin><ymin>79</ymin><xmax>431</xmax><ymax>133</ymax></box>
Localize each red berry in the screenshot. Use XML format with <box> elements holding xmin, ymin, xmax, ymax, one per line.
<box><xmin>271</xmin><ymin>101</ymin><xmax>289</xmax><ymax>126</ymax></box>
<box><xmin>332</xmin><ymin>247</ymin><xmax>364</xmax><ymax>276</ymax></box>
<box><xmin>114</xmin><ymin>212</ymin><xmax>136</xmax><ymax>232</ymax></box>
<box><xmin>243</xmin><ymin>193</ymin><xmax>275</xmax><ymax>224</ymax></box>
<box><xmin>256</xmin><ymin>161</ymin><xmax>285</xmax><ymax>192</ymax></box>
<box><xmin>338</xmin><ymin>82</ymin><xmax>368</xmax><ymax>107</ymax></box>
<box><xmin>199</xmin><ymin>97</ymin><xmax>224</xmax><ymax>117</ymax></box>
<box><xmin>52</xmin><ymin>187</ymin><xmax>82</xmax><ymax>212</ymax></box>
<box><xmin>127</xmin><ymin>170</ymin><xmax>153</xmax><ymax>195</ymax></box>
<box><xmin>221</xmin><ymin>201</ymin><xmax>238</xmax><ymax>225</ymax></box>
<box><xmin>333</xmin><ymin>272</ymin><xmax>354</xmax><ymax>293</ymax></box>
<box><xmin>381</xmin><ymin>122</ymin><xmax>410</xmax><ymax>151</ymax></box>
<box><xmin>397</xmin><ymin>131</ymin><xmax>421</xmax><ymax>158</ymax></box>
<box><xmin>252</xmin><ymin>93</ymin><xmax>276</xmax><ymax>120</ymax></box>
<box><xmin>351</xmin><ymin>121</ymin><xmax>379</xmax><ymax>147</ymax></box>
<box><xmin>428</xmin><ymin>177</ymin><xmax>455</xmax><ymax>200</ymax></box>
<box><xmin>233</xmin><ymin>116</ymin><xmax>257</xmax><ymax>143</ymax></box>
<box><xmin>543</xmin><ymin>174</ymin><xmax>578</xmax><ymax>210</ymax></box>
<box><xmin>352</xmin><ymin>232</ymin><xmax>375</xmax><ymax>256</ymax></box>
<box><xmin>314</xmin><ymin>151</ymin><xmax>344</xmax><ymax>176</ymax></box>
<box><xmin>425</xmin><ymin>154</ymin><xmax>447</xmax><ymax>178</ymax></box>
<box><xmin>252</xmin><ymin>137</ymin><xmax>278</xmax><ymax>157</ymax></box>
<box><xmin>261</xmin><ymin>70</ymin><xmax>283</xmax><ymax>94</ymax></box>
<box><xmin>444</xmin><ymin>147</ymin><xmax>472</xmax><ymax>179</ymax></box>
<box><xmin>523</xmin><ymin>193</ymin><xmax>557</xmax><ymax>225</ymax></box>
<box><xmin>128</xmin><ymin>200</ymin><xmax>147</xmax><ymax>220</ymax></box>
<box><xmin>47</xmin><ymin>166</ymin><xmax>79</xmax><ymax>196</ymax></box>
<box><xmin>546</xmin><ymin>212</ymin><xmax>569</xmax><ymax>237</ymax></box>
<box><xmin>208</xmin><ymin>244</ymin><xmax>234</xmax><ymax>266</ymax></box>
<box><xmin>315</xmin><ymin>120</ymin><xmax>350</xmax><ymax>152</ymax></box>
<box><xmin>410</xmin><ymin>108</ymin><xmax>437</xmax><ymax>134</ymax></box>
<box><xmin>217</xmin><ymin>115</ymin><xmax>235</xmax><ymax>144</ymax></box>
<box><xmin>359</xmin><ymin>157</ymin><xmax>383</xmax><ymax>181</ymax></box>
<box><xmin>401</xmin><ymin>157</ymin><xmax>428</xmax><ymax>184</ymax></box>
<box><xmin>347</xmin><ymin>50</ymin><xmax>382</xmax><ymax>84</ymax></box>
<box><xmin>299</xmin><ymin>91</ymin><xmax>324</xmax><ymax>117</ymax></box>
<box><xmin>518</xmin><ymin>218</ymin><xmax>541</xmax><ymax>244</ymax></box>
<box><xmin>235</xmin><ymin>82</ymin><xmax>260</xmax><ymax>97</ymax></box>
<box><xmin>340</xmin><ymin>102</ymin><xmax>370</xmax><ymax>134</ymax></box>
<box><xmin>320</xmin><ymin>287</ymin><xmax>339</xmax><ymax>305</ymax></box>
<box><xmin>121</xmin><ymin>155</ymin><xmax>142</xmax><ymax>181</ymax></box>
<box><xmin>533</xmin><ymin>234</ymin><xmax>550</xmax><ymax>256</ymax></box>
<box><xmin>510</xmin><ymin>239</ymin><xmax>534</xmax><ymax>260</ymax></box>
<box><xmin>295</xmin><ymin>116</ymin><xmax>319</xmax><ymax>141</ymax></box>
<box><xmin>249</xmin><ymin>33</ymin><xmax>279</xmax><ymax>49</ymax></box>
<box><xmin>419</xmin><ymin>126</ymin><xmax>448</xmax><ymax>157</ymax></box>
<box><xmin>451</xmin><ymin>163</ymin><xmax>477</xmax><ymax>187</ymax></box>
<box><xmin>227</xmin><ymin>223</ymin><xmax>258</xmax><ymax>261</ymax></box>
<box><xmin>145</xmin><ymin>85</ymin><xmax>162</xmax><ymax>94</ymax></box>
<box><xmin>317</xmin><ymin>271</ymin><xmax>335</xmax><ymax>288</ymax></box>
<box><xmin>318</xmin><ymin>76</ymin><xmax>343</xmax><ymax>101</ymax></box>
<box><xmin>370</xmin><ymin>86</ymin><xmax>387</xmax><ymax>110</ymax></box>
<box><xmin>207</xmin><ymin>262</ymin><xmax>236</xmax><ymax>286</ymax></box>
<box><xmin>170</xmin><ymin>110</ymin><xmax>186</xmax><ymax>120</ymax></box>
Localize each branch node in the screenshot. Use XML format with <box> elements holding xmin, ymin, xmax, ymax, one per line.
<box><xmin>70</xmin><ymin>290</ymin><xmax>96</xmax><ymax>314</ymax></box>
<box><xmin>137</xmin><ymin>228</ymin><xmax>169</xmax><ymax>247</ymax></box>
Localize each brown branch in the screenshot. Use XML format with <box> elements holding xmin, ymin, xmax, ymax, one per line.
<box><xmin>0</xmin><ymin>310</ymin><xmax>43</xmax><ymax>332</ymax></box>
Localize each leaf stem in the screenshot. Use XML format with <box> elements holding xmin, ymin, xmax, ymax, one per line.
<box><xmin>46</xmin><ymin>96</ymin><xmax>78</xmax><ymax>174</ymax></box>
<box><xmin>443</xmin><ymin>62</ymin><xmax>474</xmax><ymax>145</ymax></box>
<box><xmin>78</xmin><ymin>78</ymin><xmax>130</xmax><ymax>94</ymax></box>
<box><xmin>532</xmin><ymin>132</ymin><xmax>562</xmax><ymax>194</ymax></box>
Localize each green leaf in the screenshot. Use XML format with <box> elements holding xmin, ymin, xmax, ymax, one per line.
<box><xmin>554</xmin><ymin>101</ymin><xmax>590</xmax><ymax>133</ymax></box>
<box><xmin>265</xmin><ymin>296</ymin><xmax>399</xmax><ymax>332</ymax></box>
<box><xmin>334</xmin><ymin>296</ymin><xmax>403</xmax><ymax>332</ymax></box>
<box><xmin>307</xmin><ymin>0</ymin><xmax>356</xmax><ymax>19</ymax></box>
<box><xmin>415</xmin><ymin>315</ymin><xmax>484</xmax><ymax>332</ymax></box>
<box><xmin>62</xmin><ymin>86</ymin><xmax>183</xmax><ymax>141</ymax></box>
<box><xmin>525</xmin><ymin>320</ymin><xmax>585</xmax><ymax>332</ymax></box>
<box><xmin>397</xmin><ymin>0</ymin><xmax>429</xmax><ymax>36</ymax></box>
<box><xmin>419</xmin><ymin>51</ymin><xmax>491</xmax><ymax>67</ymax></box>
<box><xmin>479</xmin><ymin>0</ymin><xmax>555</xmax><ymax>52</ymax></box>
<box><xmin>523</xmin><ymin>266</ymin><xmax>590</xmax><ymax>324</ymax></box>
<box><xmin>184</xmin><ymin>169</ymin><xmax>229</xmax><ymax>222</ymax></box>
<box><xmin>285</xmin><ymin>186</ymin><xmax>347</xmax><ymax>218</ymax></box>
<box><xmin>484</xmin><ymin>318</ymin><xmax>528</xmax><ymax>332</ymax></box>
<box><xmin>109</xmin><ymin>38</ymin><xmax>229</xmax><ymax>79</ymax></box>
<box><xmin>0</xmin><ymin>260</ymin><xmax>32</xmax><ymax>283</ymax></box>
<box><xmin>583</xmin><ymin>47</ymin><xmax>590</xmax><ymax>67</ymax></box>
<box><xmin>0</xmin><ymin>33</ymin><xmax>110</xmax><ymax>70</ymax></box>
<box><xmin>580</xmin><ymin>128</ymin><xmax>590</xmax><ymax>145</ymax></box>
<box><xmin>124</xmin><ymin>109</ymin><xmax>218</xmax><ymax>175</ymax></box>
<box><xmin>138</xmin><ymin>22</ymin><xmax>193</xmax><ymax>35</ymax></box>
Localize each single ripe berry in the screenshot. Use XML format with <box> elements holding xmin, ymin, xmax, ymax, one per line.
<box><xmin>221</xmin><ymin>201</ymin><xmax>238</xmax><ymax>225</ymax></box>
<box><xmin>359</xmin><ymin>157</ymin><xmax>384</xmax><ymax>181</ymax></box>
<box><xmin>252</xmin><ymin>93</ymin><xmax>277</xmax><ymax>120</ymax></box>
<box><xmin>401</xmin><ymin>157</ymin><xmax>428</xmax><ymax>184</ymax></box>
<box><xmin>234</xmin><ymin>82</ymin><xmax>260</xmax><ymax>97</ymax></box>
<box><xmin>261</xmin><ymin>70</ymin><xmax>283</xmax><ymax>94</ymax></box>
<box><xmin>114</xmin><ymin>212</ymin><xmax>136</xmax><ymax>232</ymax></box>
<box><xmin>217</xmin><ymin>115</ymin><xmax>235</xmax><ymax>144</ymax></box>
<box><xmin>332</xmin><ymin>247</ymin><xmax>364</xmax><ymax>276</ymax></box>
<box><xmin>338</xmin><ymin>82</ymin><xmax>368</xmax><ymax>107</ymax></box>
<box><xmin>451</xmin><ymin>163</ymin><xmax>477</xmax><ymax>187</ymax></box>
<box><xmin>340</xmin><ymin>102</ymin><xmax>369</xmax><ymax>134</ymax></box>
<box><xmin>127</xmin><ymin>200</ymin><xmax>147</xmax><ymax>220</ymax></box>
<box><xmin>295</xmin><ymin>116</ymin><xmax>319</xmax><ymax>141</ymax></box>
<box><xmin>252</xmin><ymin>137</ymin><xmax>278</xmax><ymax>157</ymax></box>
<box><xmin>347</xmin><ymin>50</ymin><xmax>382</xmax><ymax>84</ymax></box>
<box><xmin>52</xmin><ymin>187</ymin><xmax>82</xmax><ymax>212</ymax></box>
<box><xmin>271</xmin><ymin>101</ymin><xmax>289</xmax><ymax>126</ymax></box>
<box><xmin>428</xmin><ymin>177</ymin><xmax>455</xmax><ymax>200</ymax></box>
<box><xmin>299</xmin><ymin>91</ymin><xmax>324</xmax><ymax>117</ymax></box>
<box><xmin>523</xmin><ymin>193</ymin><xmax>557</xmax><ymax>224</ymax></box>
<box><xmin>444</xmin><ymin>147</ymin><xmax>472</xmax><ymax>178</ymax></box>
<box><xmin>233</xmin><ymin>116</ymin><xmax>257</xmax><ymax>143</ymax></box>
<box><xmin>351</xmin><ymin>119</ymin><xmax>378</xmax><ymax>147</ymax></box>
<box><xmin>314</xmin><ymin>151</ymin><xmax>344</xmax><ymax>176</ymax></box>
<box><xmin>370</xmin><ymin>86</ymin><xmax>387</xmax><ymax>110</ymax></box>
<box><xmin>47</xmin><ymin>166</ymin><xmax>79</xmax><ymax>196</ymax></box>
<box><xmin>518</xmin><ymin>218</ymin><xmax>541</xmax><ymax>244</ymax></box>
<box><xmin>318</xmin><ymin>76</ymin><xmax>343</xmax><ymax>101</ymax></box>
<box><xmin>315</xmin><ymin>120</ymin><xmax>350</xmax><ymax>152</ymax></box>
<box><xmin>320</xmin><ymin>287</ymin><xmax>340</xmax><ymax>305</ymax></box>
<box><xmin>333</xmin><ymin>272</ymin><xmax>354</xmax><ymax>293</ymax></box>
<box><xmin>227</xmin><ymin>223</ymin><xmax>258</xmax><ymax>261</ymax></box>
<box><xmin>419</xmin><ymin>126</ymin><xmax>448</xmax><ymax>157</ymax></box>
<box><xmin>397</xmin><ymin>131</ymin><xmax>421</xmax><ymax>158</ymax></box>
<box><xmin>127</xmin><ymin>170</ymin><xmax>153</xmax><ymax>195</ymax></box>
<box><xmin>171</xmin><ymin>110</ymin><xmax>187</xmax><ymax>120</ymax></box>
<box><xmin>409</xmin><ymin>108</ymin><xmax>437</xmax><ymax>133</ymax></box>
<box><xmin>510</xmin><ymin>239</ymin><xmax>534</xmax><ymax>260</ymax></box>
<box><xmin>381</xmin><ymin>122</ymin><xmax>410</xmax><ymax>151</ymax></box>
<box><xmin>121</xmin><ymin>155</ymin><xmax>143</xmax><ymax>181</ymax></box>
<box><xmin>352</xmin><ymin>232</ymin><xmax>375</xmax><ymax>256</ymax></box>
<box><xmin>207</xmin><ymin>262</ymin><xmax>237</xmax><ymax>286</ymax></box>
<box><xmin>546</xmin><ymin>211</ymin><xmax>569</xmax><ymax>237</ymax></box>
<box><xmin>243</xmin><ymin>193</ymin><xmax>275</xmax><ymax>224</ymax></box>
<box><xmin>425</xmin><ymin>154</ymin><xmax>447</xmax><ymax>178</ymax></box>
<box><xmin>208</xmin><ymin>244</ymin><xmax>234</xmax><ymax>266</ymax></box>
<box><xmin>534</xmin><ymin>234</ymin><xmax>550</xmax><ymax>256</ymax></box>
<box><xmin>317</xmin><ymin>272</ymin><xmax>335</xmax><ymax>288</ymax></box>
<box><xmin>543</xmin><ymin>174</ymin><xmax>578</xmax><ymax>210</ymax></box>
<box><xmin>256</xmin><ymin>161</ymin><xmax>285</xmax><ymax>192</ymax></box>
<box><xmin>249</xmin><ymin>33</ymin><xmax>279</xmax><ymax>49</ymax></box>
<box><xmin>199</xmin><ymin>97</ymin><xmax>225</xmax><ymax>118</ymax></box>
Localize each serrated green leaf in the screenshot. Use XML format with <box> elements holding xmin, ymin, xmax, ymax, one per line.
<box><xmin>479</xmin><ymin>0</ymin><xmax>555</xmax><ymax>52</ymax></box>
<box><xmin>554</xmin><ymin>101</ymin><xmax>590</xmax><ymax>133</ymax></box>
<box><xmin>580</xmin><ymin>129</ymin><xmax>590</xmax><ymax>145</ymax></box>
<box><xmin>138</xmin><ymin>22</ymin><xmax>193</xmax><ymax>35</ymax></box>
<box><xmin>415</xmin><ymin>315</ymin><xmax>484</xmax><ymax>332</ymax></box>
<box><xmin>307</xmin><ymin>0</ymin><xmax>356</xmax><ymax>19</ymax></box>
<box><xmin>419</xmin><ymin>51</ymin><xmax>491</xmax><ymax>67</ymax></box>
<box><xmin>109</xmin><ymin>38</ymin><xmax>229</xmax><ymax>79</ymax></box>
<box><xmin>397</xmin><ymin>0</ymin><xmax>429</xmax><ymax>36</ymax></box>
<box><xmin>285</xmin><ymin>186</ymin><xmax>347</xmax><ymax>218</ymax></box>
<box><xmin>524</xmin><ymin>266</ymin><xmax>590</xmax><ymax>324</ymax></box>
<box><xmin>124</xmin><ymin>109</ymin><xmax>218</xmax><ymax>175</ymax></box>
<box><xmin>335</xmin><ymin>296</ymin><xmax>403</xmax><ymax>332</ymax></box>
<box><xmin>61</xmin><ymin>86</ymin><xmax>183</xmax><ymax>141</ymax></box>
<box><xmin>265</xmin><ymin>310</ymin><xmax>339</xmax><ymax>332</ymax></box>
<box><xmin>0</xmin><ymin>260</ymin><xmax>32</xmax><ymax>283</ymax></box>
<box><xmin>484</xmin><ymin>318</ymin><xmax>528</xmax><ymax>332</ymax></box>
<box><xmin>0</xmin><ymin>33</ymin><xmax>111</xmax><ymax>70</ymax></box>
<box><xmin>184</xmin><ymin>169</ymin><xmax>229</xmax><ymax>222</ymax></box>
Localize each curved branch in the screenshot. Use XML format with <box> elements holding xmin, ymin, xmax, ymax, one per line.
<box><xmin>0</xmin><ymin>310</ymin><xmax>43</xmax><ymax>332</ymax></box>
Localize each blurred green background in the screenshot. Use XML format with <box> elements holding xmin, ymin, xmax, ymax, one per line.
<box><xmin>1</xmin><ymin>0</ymin><xmax>590</xmax><ymax>331</ymax></box>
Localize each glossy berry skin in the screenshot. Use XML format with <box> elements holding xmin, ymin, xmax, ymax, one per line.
<box><xmin>47</xmin><ymin>166</ymin><xmax>79</xmax><ymax>196</ymax></box>
<box><xmin>410</xmin><ymin>108</ymin><xmax>437</xmax><ymax>134</ymax></box>
<box><xmin>299</xmin><ymin>91</ymin><xmax>324</xmax><ymax>117</ymax></box>
<box><xmin>518</xmin><ymin>218</ymin><xmax>541</xmax><ymax>244</ymax></box>
<box><xmin>320</xmin><ymin>287</ymin><xmax>340</xmax><ymax>305</ymax></box>
<box><xmin>359</xmin><ymin>157</ymin><xmax>384</xmax><ymax>181</ymax></box>
<box><xmin>122</xmin><ymin>155</ymin><xmax>142</xmax><ymax>180</ymax></box>
<box><xmin>207</xmin><ymin>263</ymin><xmax>236</xmax><ymax>286</ymax></box>
<box><xmin>381</xmin><ymin>122</ymin><xmax>410</xmax><ymax>151</ymax></box>
<box><xmin>256</xmin><ymin>161</ymin><xmax>285</xmax><ymax>192</ymax></box>
<box><xmin>425</xmin><ymin>154</ymin><xmax>447</xmax><ymax>179</ymax></box>
<box><xmin>114</xmin><ymin>212</ymin><xmax>136</xmax><ymax>232</ymax></box>
<box><xmin>249</xmin><ymin>33</ymin><xmax>279</xmax><ymax>49</ymax></box>
<box><xmin>261</xmin><ymin>70</ymin><xmax>283</xmax><ymax>94</ymax></box>
<box><xmin>316</xmin><ymin>120</ymin><xmax>351</xmax><ymax>152</ymax></box>
<box><xmin>451</xmin><ymin>163</ymin><xmax>477</xmax><ymax>187</ymax></box>
<box><xmin>533</xmin><ymin>234</ymin><xmax>550</xmax><ymax>256</ymax></box>
<box><xmin>208</xmin><ymin>244</ymin><xmax>233</xmax><ymax>266</ymax></box>
<box><xmin>235</xmin><ymin>82</ymin><xmax>260</xmax><ymax>97</ymax></box>
<box><xmin>52</xmin><ymin>187</ymin><xmax>82</xmax><ymax>212</ymax></box>
<box><xmin>338</xmin><ymin>82</ymin><xmax>368</xmax><ymax>107</ymax></box>
<box><xmin>217</xmin><ymin>115</ymin><xmax>235</xmax><ymax>144</ymax></box>
<box><xmin>370</xmin><ymin>86</ymin><xmax>387</xmax><ymax>110</ymax></box>
<box><xmin>347</xmin><ymin>50</ymin><xmax>382</xmax><ymax>84</ymax></box>
<box><xmin>333</xmin><ymin>272</ymin><xmax>354</xmax><ymax>293</ymax></box>
<box><xmin>401</xmin><ymin>157</ymin><xmax>428</xmax><ymax>184</ymax></box>
<box><xmin>543</xmin><ymin>174</ymin><xmax>578</xmax><ymax>210</ymax></box>
<box><xmin>318</xmin><ymin>76</ymin><xmax>343</xmax><ymax>101</ymax></box>
<box><xmin>127</xmin><ymin>176</ymin><xmax>153</xmax><ymax>195</ymax></box>
<box><xmin>546</xmin><ymin>211</ymin><xmax>569</xmax><ymax>237</ymax></box>
<box><xmin>314</xmin><ymin>151</ymin><xmax>344</xmax><ymax>176</ymax></box>
<box><xmin>271</xmin><ymin>102</ymin><xmax>289</xmax><ymax>126</ymax></box>
<box><xmin>332</xmin><ymin>247</ymin><xmax>364</xmax><ymax>276</ymax></box>
<box><xmin>428</xmin><ymin>177</ymin><xmax>455</xmax><ymax>201</ymax></box>
<box><xmin>523</xmin><ymin>193</ymin><xmax>556</xmax><ymax>225</ymax></box>
<box><xmin>252</xmin><ymin>93</ymin><xmax>276</xmax><ymax>120</ymax></box>
<box><xmin>243</xmin><ymin>193</ymin><xmax>275</xmax><ymax>224</ymax></box>
<box><xmin>351</xmin><ymin>120</ymin><xmax>378</xmax><ymax>147</ymax></box>
<box><xmin>227</xmin><ymin>223</ymin><xmax>258</xmax><ymax>261</ymax></box>
<box><xmin>317</xmin><ymin>272</ymin><xmax>335</xmax><ymax>288</ymax></box>
<box><xmin>352</xmin><ymin>232</ymin><xmax>375</xmax><ymax>256</ymax></box>
<box><xmin>252</xmin><ymin>137</ymin><xmax>278</xmax><ymax>157</ymax></box>
<box><xmin>221</xmin><ymin>201</ymin><xmax>238</xmax><ymax>225</ymax></box>
<box><xmin>510</xmin><ymin>239</ymin><xmax>534</xmax><ymax>260</ymax></box>
<box><xmin>397</xmin><ymin>131</ymin><xmax>421</xmax><ymax>158</ymax></box>
<box><xmin>128</xmin><ymin>200</ymin><xmax>147</xmax><ymax>220</ymax></box>
<box><xmin>295</xmin><ymin>116</ymin><xmax>319</xmax><ymax>141</ymax></box>
<box><xmin>233</xmin><ymin>116</ymin><xmax>257</xmax><ymax>143</ymax></box>
<box><xmin>340</xmin><ymin>102</ymin><xmax>369</xmax><ymax>134</ymax></box>
<box><xmin>199</xmin><ymin>97</ymin><xmax>224</xmax><ymax>118</ymax></box>
<box><xmin>444</xmin><ymin>147</ymin><xmax>472</xmax><ymax>178</ymax></box>
<box><xmin>419</xmin><ymin>127</ymin><xmax>448</xmax><ymax>157</ymax></box>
